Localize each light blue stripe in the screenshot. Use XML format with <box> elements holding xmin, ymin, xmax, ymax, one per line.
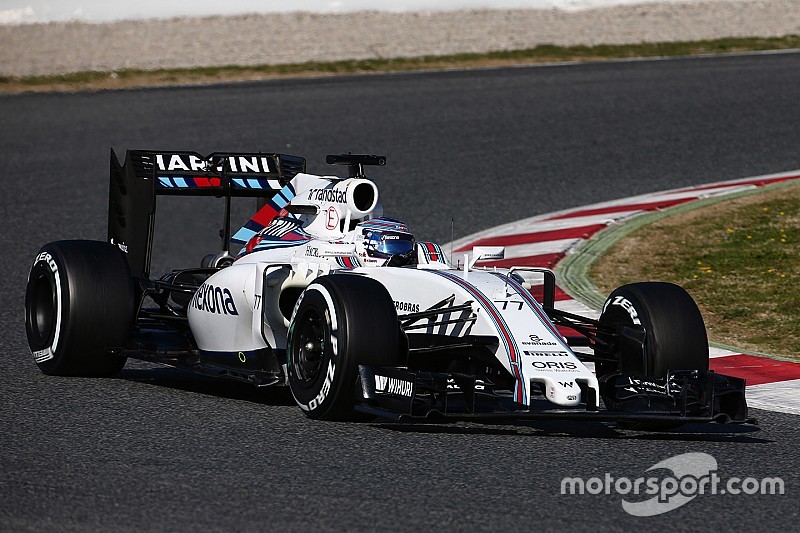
<box><xmin>158</xmin><ymin>177</ymin><xmax>172</xmax><ymax>187</ymax></box>
<box><xmin>254</xmin><ymin>240</ymin><xmax>308</xmax><ymax>250</ymax></box>
<box><xmin>273</xmin><ymin>194</ymin><xmax>288</xmax><ymax>209</ymax></box>
<box><xmin>174</xmin><ymin>177</ymin><xmax>188</xmax><ymax>188</ymax></box>
<box><xmin>233</xmin><ymin>178</ymin><xmax>246</xmax><ymax>188</ymax></box>
<box><xmin>247</xmin><ymin>178</ymin><xmax>261</xmax><ymax>189</ymax></box>
<box><xmin>273</xmin><ymin>185</ymin><xmax>295</xmax><ymax>208</ymax></box>
<box><xmin>231</xmin><ymin>227</ymin><xmax>256</xmax><ymax>244</ymax></box>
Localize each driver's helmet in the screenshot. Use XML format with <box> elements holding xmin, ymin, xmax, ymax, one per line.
<box><xmin>354</xmin><ymin>217</ymin><xmax>415</xmax><ymax>267</ymax></box>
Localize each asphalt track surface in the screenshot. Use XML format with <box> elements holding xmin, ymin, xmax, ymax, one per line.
<box><xmin>2</xmin><ymin>53</ymin><xmax>800</xmax><ymax>531</ymax></box>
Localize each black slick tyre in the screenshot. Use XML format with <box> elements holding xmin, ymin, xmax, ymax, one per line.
<box><xmin>287</xmin><ymin>274</ymin><xmax>401</xmax><ymax>420</ymax></box>
<box><xmin>597</xmin><ymin>282</ymin><xmax>709</xmax><ymax>430</ymax></box>
<box><xmin>597</xmin><ymin>281</ymin><xmax>709</xmax><ymax>379</ymax></box>
<box><xmin>25</xmin><ymin>240</ymin><xmax>136</xmax><ymax>376</ymax></box>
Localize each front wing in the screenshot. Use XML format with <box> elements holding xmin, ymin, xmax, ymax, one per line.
<box><xmin>355</xmin><ymin>366</ymin><xmax>753</xmax><ymax>425</ymax></box>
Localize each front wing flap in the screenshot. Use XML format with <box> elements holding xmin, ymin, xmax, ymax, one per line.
<box><xmin>355</xmin><ymin>365</ymin><xmax>753</xmax><ymax>425</ymax></box>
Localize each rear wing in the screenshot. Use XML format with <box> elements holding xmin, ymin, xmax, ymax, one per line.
<box><xmin>108</xmin><ymin>149</ymin><xmax>305</xmax><ymax>278</ymax></box>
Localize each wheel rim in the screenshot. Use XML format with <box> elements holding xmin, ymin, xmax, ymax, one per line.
<box><xmin>292</xmin><ymin>309</ymin><xmax>326</xmax><ymax>385</ymax></box>
<box><xmin>27</xmin><ymin>272</ymin><xmax>56</xmax><ymax>346</ymax></box>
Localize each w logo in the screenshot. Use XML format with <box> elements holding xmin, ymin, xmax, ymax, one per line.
<box><xmin>375</xmin><ymin>375</ymin><xmax>388</xmax><ymax>392</ymax></box>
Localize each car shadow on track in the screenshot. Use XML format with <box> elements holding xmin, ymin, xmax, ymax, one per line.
<box><xmin>372</xmin><ymin>420</ymin><xmax>769</xmax><ymax>443</ymax></box>
<box><xmin>116</xmin><ymin>365</ymin><xmax>296</xmax><ymax>406</ymax></box>
<box><xmin>112</xmin><ymin>363</ymin><xmax>769</xmax><ymax>443</ymax></box>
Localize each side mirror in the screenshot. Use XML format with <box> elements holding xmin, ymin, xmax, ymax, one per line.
<box><xmin>469</xmin><ymin>246</ymin><xmax>505</xmax><ymax>268</ymax></box>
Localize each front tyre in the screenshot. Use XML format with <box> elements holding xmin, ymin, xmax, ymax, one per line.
<box><xmin>597</xmin><ymin>282</ymin><xmax>709</xmax><ymax>378</ymax></box>
<box><xmin>25</xmin><ymin>240</ymin><xmax>136</xmax><ymax>376</ymax></box>
<box><xmin>597</xmin><ymin>282</ymin><xmax>709</xmax><ymax>430</ymax></box>
<box><xmin>287</xmin><ymin>274</ymin><xmax>401</xmax><ymax>420</ymax></box>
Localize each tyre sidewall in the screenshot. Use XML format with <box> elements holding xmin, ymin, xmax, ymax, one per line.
<box><xmin>287</xmin><ymin>283</ymin><xmax>347</xmax><ymax>416</ymax></box>
<box><xmin>25</xmin><ymin>249</ymin><xmax>70</xmax><ymax>373</ymax></box>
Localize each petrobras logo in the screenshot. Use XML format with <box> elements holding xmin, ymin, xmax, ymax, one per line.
<box><xmin>374</xmin><ymin>375</ymin><xmax>414</xmax><ymax>397</ymax></box>
<box><xmin>394</xmin><ymin>300</ymin><xmax>420</xmax><ymax>313</ymax></box>
<box><xmin>190</xmin><ymin>284</ymin><xmax>239</xmax><ymax>315</ymax></box>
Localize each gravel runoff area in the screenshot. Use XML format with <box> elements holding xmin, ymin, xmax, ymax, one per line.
<box><xmin>2</xmin><ymin>0</ymin><xmax>799</xmax><ymax>77</ymax></box>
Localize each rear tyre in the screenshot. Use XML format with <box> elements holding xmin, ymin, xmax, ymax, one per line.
<box><xmin>597</xmin><ymin>282</ymin><xmax>708</xmax><ymax>378</ymax></box>
<box><xmin>25</xmin><ymin>240</ymin><xmax>136</xmax><ymax>376</ymax></box>
<box><xmin>287</xmin><ymin>274</ymin><xmax>401</xmax><ymax>420</ymax></box>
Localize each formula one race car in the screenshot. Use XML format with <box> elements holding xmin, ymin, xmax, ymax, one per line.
<box><xmin>25</xmin><ymin>150</ymin><xmax>752</xmax><ymax>427</ymax></box>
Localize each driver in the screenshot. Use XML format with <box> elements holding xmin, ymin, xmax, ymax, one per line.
<box><xmin>354</xmin><ymin>217</ymin><xmax>416</xmax><ymax>267</ymax></box>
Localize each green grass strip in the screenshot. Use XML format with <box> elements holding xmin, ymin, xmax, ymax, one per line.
<box><xmin>3</xmin><ymin>35</ymin><xmax>800</xmax><ymax>89</ymax></box>
<box><xmin>555</xmin><ymin>180</ymin><xmax>800</xmax><ymax>359</ymax></box>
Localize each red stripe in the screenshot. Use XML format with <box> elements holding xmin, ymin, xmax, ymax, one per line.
<box><xmin>454</xmin><ymin>224</ymin><xmax>607</xmax><ymax>252</ymax></box>
<box><xmin>251</xmin><ymin>204</ymin><xmax>281</xmax><ymax>226</ymax></box>
<box><xmin>280</xmin><ymin>232</ymin><xmax>310</xmax><ymax>241</ymax></box>
<box><xmin>424</xmin><ymin>242</ymin><xmax>439</xmax><ymax>262</ymax></box>
<box><xmin>528</xmin><ymin>285</ymin><xmax>572</xmax><ymax>302</ymax></box>
<box><xmin>709</xmin><ymin>354</ymin><xmax>800</xmax><ymax>386</ymax></box>
<box><xmin>545</xmin><ymin>198</ymin><xmax>694</xmax><ymax>221</ymax></box>
<box><xmin>674</xmin><ymin>175</ymin><xmax>800</xmax><ymax>194</ymax></box>
<box><xmin>477</xmin><ymin>252</ymin><xmax>565</xmax><ymax>269</ymax></box>
<box><xmin>557</xmin><ymin>325</ymin><xmax>583</xmax><ymax>338</ymax></box>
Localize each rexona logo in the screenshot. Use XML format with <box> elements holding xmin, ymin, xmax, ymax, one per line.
<box><xmin>190</xmin><ymin>284</ymin><xmax>239</xmax><ymax>315</ymax></box>
<box><xmin>374</xmin><ymin>375</ymin><xmax>414</xmax><ymax>397</ymax></box>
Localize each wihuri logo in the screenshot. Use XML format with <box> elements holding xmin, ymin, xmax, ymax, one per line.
<box><xmin>561</xmin><ymin>452</ymin><xmax>784</xmax><ymax>516</ymax></box>
<box><xmin>374</xmin><ymin>375</ymin><xmax>413</xmax><ymax>397</ymax></box>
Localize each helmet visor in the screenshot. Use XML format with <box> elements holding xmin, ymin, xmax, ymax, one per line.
<box><xmin>367</xmin><ymin>232</ymin><xmax>415</xmax><ymax>258</ymax></box>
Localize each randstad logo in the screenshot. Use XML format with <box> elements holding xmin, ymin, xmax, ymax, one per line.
<box><xmin>561</xmin><ymin>452</ymin><xmax>784</xmax><ymax>516</ymax></box>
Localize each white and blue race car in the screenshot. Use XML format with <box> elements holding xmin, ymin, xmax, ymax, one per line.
<box><xmin>25</xmin><ymin>151</ymin><xmax>751</xmax><ymax>427</ymax></box>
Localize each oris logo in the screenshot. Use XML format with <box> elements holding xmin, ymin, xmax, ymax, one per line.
<box><xmin>531</xmin><ymin>361</ymin><xmax>578</xmax><ymax>370</ymax></box>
